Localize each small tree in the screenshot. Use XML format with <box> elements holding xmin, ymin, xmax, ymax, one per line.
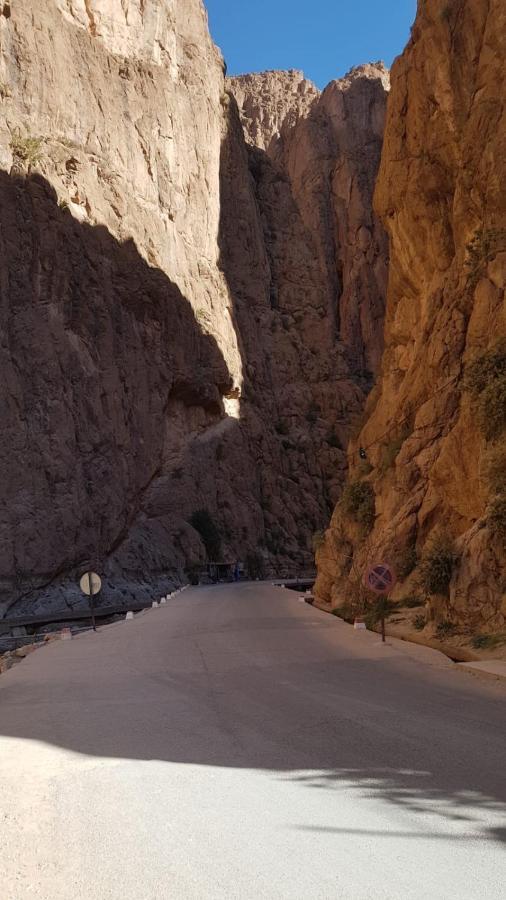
<box><xmin>365</xmin><ymin>595</ymin><xmax>396</xmax><ymax>642</ymax></box>
<box><xmin>341</xmin><ymin>481</ymin><xmax>375</xmax><ymax>535</ymax></box>
<box><xmin>464</xmin><ymin>341</ymin><xmax>506</xmax><ymax>440</ymax></box>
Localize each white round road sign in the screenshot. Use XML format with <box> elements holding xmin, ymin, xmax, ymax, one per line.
<box><xmin>79</xmin><ymin>571</ymin><xmax>102</xmax><ymax>596</ymax></box>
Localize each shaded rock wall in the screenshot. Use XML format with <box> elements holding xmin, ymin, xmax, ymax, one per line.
<box><xmin>315</xmin><ymin>0</ymin><xmax>506</xmax><ymax>635</ymax></box>
<box><xmin>0</xmin><ymin>0</ymin><xmax>388</xmax><ymax>615</ymax></box>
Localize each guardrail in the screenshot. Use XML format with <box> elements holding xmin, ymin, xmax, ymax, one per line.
<box><xmin>0</xmin><ymin>599</ymin><xmax>160</xmax><ymax>631</ymax></box>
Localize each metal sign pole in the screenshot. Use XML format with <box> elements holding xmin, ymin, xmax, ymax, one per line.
<box><xmin>363</xmin><ymin>563</ymin><xmax>397</xmax><ymax>644</ymax></box>
<box><xmin>88</xmin><ymin>571</ymin><xmax>97</xmax><ymax>632</ymax></box>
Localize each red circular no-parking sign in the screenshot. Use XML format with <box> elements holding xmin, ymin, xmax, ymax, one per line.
<box><xmin>364</xmin><ymin>563</ymin><xmax>397</xmax><ymax>595</ymax></box>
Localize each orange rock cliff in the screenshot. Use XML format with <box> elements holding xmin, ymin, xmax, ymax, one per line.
<box><xmin>315</xmin><ymin>0</ymin><xmax>506</xmax><ymax>637</ymax></box>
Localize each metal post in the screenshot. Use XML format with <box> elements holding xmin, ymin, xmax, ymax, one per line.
<box><xmin>88</xmin><ymin>571</ymin><xmax>97</xmax><ymax>632</ymax></box>
<box><xmin>381</xmin><ymin>595</ymin><xmax>387</xmax><ymax>643</ymax></box>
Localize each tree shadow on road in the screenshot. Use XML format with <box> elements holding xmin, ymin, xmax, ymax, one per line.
<box><xmin>286</xmin><ymin>764</ymin><xmax>506</xmax><ymax>845</ymax></box>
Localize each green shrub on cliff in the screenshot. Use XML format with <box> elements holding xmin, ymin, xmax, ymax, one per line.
<box><xmin>483</xmin><ymin>444</ymin><xmax>506</xmax><ymax>495</ymax></box>
<box><xmin>472</xmin><ymin>633</ymin><xmax>505</xmax><ymax>650</ymax></box>
<box><xmin>436</xmin><ymin>620</ymin><xmax>458</xmax><ymax>639</ymax></box>
<box><xmin>10</xmin><ymin>130</ymin><xmax>44</xmax><ymax>169</ymax></box>
<box><xmin>342</xmin><ymin>481</ymin><xmax>375</xmax><ymax>534</ymax></box>
<box><xmin>418</xmin><ymin>533</ymin><xmax>458</xmax><ymax>595</ymax></box>
<box><xmin>464</xmin><ymin>341</ymin><xmax>506</xmax><ymax>440</ymax></box>
<box><xmin>474</xmin><ymin>377</ymin><xmax>506</xmax><ymax>441</ymax></box>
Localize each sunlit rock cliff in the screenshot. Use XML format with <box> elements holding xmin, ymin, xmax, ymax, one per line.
<box><xmin>315</xmin><ymin>0</ymin><xmax>506</xmax><ymax>639</ymax></box>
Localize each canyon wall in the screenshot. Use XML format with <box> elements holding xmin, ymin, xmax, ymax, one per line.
<box><xmin>315</xmin><ymin>0</ymin><xmax>506</xmax><ymax>637</ymax></box>
<box><xmin>230</xmin><ymin>64</ymin><xmax>389</xmax><ymax>374</ymax></box>
<box><xmin>0</xmin><ymin>0</ymin><xmax>388</xmax><ymax>615</ymax></box>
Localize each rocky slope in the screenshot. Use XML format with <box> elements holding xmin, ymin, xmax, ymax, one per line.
<box><xmin>0</xmin><ymin>0</ymin><xmax>388</xmax><ymax>616</ymax></box>
<box><xmin>315</xmin><ymin>0</ymin><xmax>506</xmax><ymax>639</ymax></box>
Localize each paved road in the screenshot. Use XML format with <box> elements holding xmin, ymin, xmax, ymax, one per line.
<box><xmin>1</xmin><ymin>583</ymin><xmax>505</xmax><ymax>899</ymax></box>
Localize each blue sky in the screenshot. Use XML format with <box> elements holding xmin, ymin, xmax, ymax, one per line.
<box><xmin>205</xmin><ymin>0</ymin><xmax>417</xmax><ymax>88</ymax></box>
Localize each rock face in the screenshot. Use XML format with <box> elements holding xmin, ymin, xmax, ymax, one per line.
<box><xmin>230</xmin><ymin>64</ymin><xmax>390</xmax><ymax>374</ymax></box>
<box><xmin>0</xmin><ymin>0</ymin><xmax>388</xmax><ymax>616</ymax></box>
<box><xmin>315</xmin><ymin>0</ymin><xmax>506</xmax><ymax>636</ymax></box>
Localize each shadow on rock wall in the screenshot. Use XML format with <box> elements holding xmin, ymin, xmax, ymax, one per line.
<box><xmin>0</xmin><ymin>170</ymin><xmax>235</xmax><ymax>615</ymax></box>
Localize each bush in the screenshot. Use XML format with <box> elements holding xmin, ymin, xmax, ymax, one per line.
<box><xmin>413</xmin><ymin>614</ymin><xmax>426</xmax><ymax>631</ymax></box>
<box><xmin>342</xmin><ymin>481</ymin><xmax>375</xmax><ymax>534</ymax></box>
<box><xmin>189</xmin><ymin>509</ymin><xmax>221</xmax><ymax>560</ymax></box>
<box><xmin>488</xmin><ymin>496</ymin><xmax>506</xmax><ymax>541</ymax></box>
<box><xmin>10</xmin><ymin>130</ymin><xmax>44</xmax><ymax>168</ymax></box>
<box><xmin>483</xmin><ymin>444</ymin><xmax>506</xmax><ymax>495</ymax></box>
<box><xmin>436</xmin><ymin>620</ymin><xmax>458</xmax><ymax>639</ymax></box>
<box><xmin>471</xmin><ymin>633</ymin><xmax>505</xmax><ymax>650</ymax></box>
<box><xmin>465</xmin><ymin>341</ymin><xmax>506</xmax><ymax>394</ymax></box>
<box><xmin>464</xmin><ymin>341</ymin><xmax>506</xmax><ymax>439</ymax></box>
<box><xmin>365</xmin><ymin>597</ymin><xmax>396</xmax><ymax>630</ymax></box>
<box><xmin>396</xmin><ymin>544</ymin><xmax>418</xmax><ymax>580</ymax></box>
<box><xmin>418</xmin><ymin>533</ymin><xmax>458</xmax><ymax>595</ymax></box>
<box><xmin>477</xmin><ymin>379</ymin><xmax>506</xmax><ymax>441</ymax></box>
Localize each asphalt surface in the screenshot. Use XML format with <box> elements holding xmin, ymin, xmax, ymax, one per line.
<box><xmin>1</xmin><ymin>583</ymin><xmax>505</xmax><ymax>899</ymax></box>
